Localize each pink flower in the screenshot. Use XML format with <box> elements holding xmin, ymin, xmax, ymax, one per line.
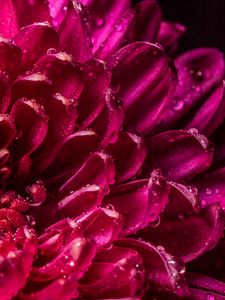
<box><xmin>0</xmin><ymin>0</ymin><xmax>224</xmax><ymax>299</ymax></box>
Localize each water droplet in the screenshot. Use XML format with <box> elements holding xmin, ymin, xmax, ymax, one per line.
<box><xmin>157</xmin><ymin>245</ymin><xmax>165</xmax><ymax>252</ymax></box>
<box><xmin>47</xmin><ymin>48</ymin><xmax>57</xmax><ymax>55</ymax></box>
<box><xmin>201</xmin><ymin>199</ymin><xmax>208</xmax><ymax>206</ymax></box>
<box><xmin>172</xmin><ymin>99</ymin><xmax>184</xmax><ymax>111</ymax></box>
<box><xmin>95</xmin><ymin>18</ymin><xmax>104</xmax><ymax>27</ymax></box>
<box><xmin>206</xmin><ymin>293</ymin><xmax>215</xmax><ymax>300</ymax></box>
<box><xmin>149</xmin><ymin>216</ymin><xmax>160</xmax><ymax>227</ymax></box>
<box><xmin>106</xmin><ymin>204</ymin><xmax>115</xmax><ymax>211</ymax></box>
<box><xmin>69</xmin><ymin>260</ymin><xmax>75</xmax><ymax>267</ymax></box>
<box><xmin>205</xmin><ymin>188</ymin><xmax>212</xmax><ymax>195</ymax></box>
<box><xmin>187</xmin><ymin>185</ymin><xmax>198</xmax><ymax>196</ymax></box>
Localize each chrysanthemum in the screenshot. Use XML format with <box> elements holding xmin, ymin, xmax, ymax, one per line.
<box><xmin>0</xmin><ymin>0</ymin><xmax>224</xmax><ymax>299</ymax></box>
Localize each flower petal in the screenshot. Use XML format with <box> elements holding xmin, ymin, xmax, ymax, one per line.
<box><xmin>10</xmin><ymin>99</ymin><xmax>48</xmax><ymax>157</ymax></box>
<box><xmin>14</xmin><ymin>23</ymin><xmax>59</xmax><ymax>71</ymax></box>
<box><xmin>115</xmin><ymin>238</ymin><xmax>190</xmax><ymax>297</ymax></box>
<box><xmin>79</xmin><ymin>244</ymin><xmax>145</xmax><ymax>298</ymax></box>
<box><xmin>141</xmin><ymin>203</ymin><xmax>225</xmax><ymax>262</ymax></box>
<box><xmin>89</xmin><ymin>89</ymin><xmax>123</xmax><ymax>147</ymax></box>
<box><xmin>106</xmin><ymin>132</ymin><xmax>147</xmax><ymax>183</ymax></box>
<box><xmin>77</xmin><ymin>59</ymin><xmax>110</xmax><ymax>128</ymax></box>
<box><xmin>185</xmin><ymin>81</ymin><xmax>225</xmax><ymax>136</ymax></box>
<box><xmin>56</xmin><ymin>185</ymin><xmax>104</xmax><ymax>218</ymax></box>
<box><xmin>58</xmin><ymin>0</ymin><xmax>92</xmax><ymax>62</ymax></box>
<box><xmin>75</xmin><ymin>207</ymin><xmax>122</xmax><ymax>248</ymax></box>
<box><xmin>159</xmin><ymin>48</ymin><xmax>225</xmax><ymax>130</ymax></box>
<box><xmin>108</xmin><ymin>42</ymin><xmax>176</xmax><ymax>135</ymax></box>
<box><xmin>59</xmin><ymin>152</ymin><xmax>115</xmax><ymax>198</ymax></box>
<box><xmin>34</xmin><ymin>52</ymin><xmax>84</xmax><ymax>100</ymax></box>
<box><xmin>142</xmin><ymin>129</ymin><xmax>213</xmax><ymax>182</ymax></box>
<box><xmin>104</xmin><ymin>170</ymin><xmax>169</xmax><ymax>235</ymax></box>
<box><xmin>0</xmin><ymin>114</ymin><xmax>16</xmax><ymax>148</ymax></box>
<box><xmin>157</xmin><ymin>21</ymin><xmax>186</xmax><ymax>54</ymax></box>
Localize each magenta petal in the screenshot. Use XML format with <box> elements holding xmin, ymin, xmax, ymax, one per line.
<box><xmin>79</xmin><ymin>245</ymin><xmax>145</xmax><ymax>298</ymax></box>
<box><xmin>90</xmin><ymin>89</ymin><xmax>123</xmax><ymax>147</ymax></box>
<box><xmin>193</xmin><ymin>167</ymin><xmax>225</xmax><ymax>209</ymax></box>
<box><xmin>143</xmin><ymin>203</ymin><xmax>225</xmax><ymax>263</ymax></box>
<box><xmin>35</xmin><ymin>130</ymin><xmax>98</xmax><ymax>178</ymax></box>
<box><xmin>157</xmin><ymin>21</ymin><xmax>186</xmax><ymax>54</ymax></box>
<box><xmin>77</xmin><ymin>59</ymin><xmax>111</xmax><ymax>128</ymax></box>
<box><xmin>104</xmin><ymin>170</ymin><xmax>169</xmax><ymax>235</ymax></box>
<box><xmin>75</xmin><ymin>207</ymin><xmax>122</xmax><ymax>248</ymax></box>
<box><xmin>132</xmin><ymin>0</ymin><xmax>162</xmax><ymax>42</ymax></box>
<box><xmin>106</xmin><ymin>132</ymin><xmax>147</xmax><ymax>183</ymax></box>
<box><xmin>81</xmin><ymin>0</ymin><xmax>130</xmax><ymax>55</ymax></box>
<box><xmin>22</xmin><ymin>274</ymin><xmax>78</xmax><ymax>300</ymax></box>
<box><xmin>34</xmin><ymin>52</ymin><xmax>84</xmax><ymax>100</ymax></box>
<box><xmin>59</xmin><ymin>152</ymin><xmax>115</xmax><ymax>198</ymax></box>
<box><xmin>159</xmin><ymin>48</ymin><xmax>225</xmax><ymax>130</ymax></box>
<box><xmin>108</xmin><ymin>42</ymin><xmax>176</xmax><ymax>135</ymax></box>
<box><xmin>0</xmin><ymin>1</ymin><xmax>18</xmax><ymax>38</ymax></box>
<box><xmin>186</xmin><ymin>81</ymin><xmax>225</xmax><ymax>136</ymax></box>
<box><xmin>142</xmin><ymin>129</ymin><xmax>213</xmax><ymax>182</ymax></box>
<box><xmin>31</xmin><ymin>237</ymin><xmax>96</xmax><ymax>282</ymax></box>
<box><xmin>57</xmin><ymin>185</ymin><xmax>104</xmax><ymax>218</ymax></box>
<box><xmin>0</xmin><ymin>37</ymin><xmax>22</xmax><ymax>79</ymax></box>
<box><xmin>58</xmin><ymin>0</ymin><xmax>92</xmax><ymax>62</ymax></box>
<box><xmin>10</xmin><ymin>99</ymin><xmax>48</xmax><ymax>157</ymax></box>
<box><xmin>14</xmin><ymin>23</ymin><xmax>59</xmax><ymax>71</ymax></box>
<box><xmin>0</xmin><ymin>114</ymin><xmax>16</xmax><ymax>148</ymax></box>
<box><xmin>115</xmin><ymin>238</ymin><xmax>190</xmax><ymax>297</ymax></box>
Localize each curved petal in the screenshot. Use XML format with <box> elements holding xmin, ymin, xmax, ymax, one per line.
<box><xmin>142</xmin><ymin>129</ymin><xmax>213</xmax><ymax>182</ymax></box>
<box><xmin>75</xmin><ymin>207</ymin><xmax>122</xmax><ymax>248</ymax></box>
<box><xmin>106</xmin><ymin>132</ymin><xmax>147</xmax><ymax>183</ymax></box>
<box><xmin>186</xmin><ymin>81</ymin><xmax>225</xmax><ymax>136</ymax></box>
<box><xmin>115</xmin><ymin>239</ymin><xmax>190</xmax><ymax>297</ymax></box>
<box><xmin>0</xmin><ymin>114</ymin><xmax>16</xmax><ymax>148</ymax></box>
<box><xmin>141</xmin><ymin>203</ymin><xmax>225</xmax><ymax>263</ymax></box>
<box><xmin>34</xmin><ymin>52</ymin><xmax>84</xmax><ymax>100</ymax></box>
<box><xmin>131</xmin><ymin>0</ymin><xmax>162</xmax><ymax>42</ymax></box>
<box><xmin>79</xmin><ymin>245</ymin><xmax>145</xmax><ymax>298</ymax></box>
<box><xmin>59</xmin><ymin>152</ymin><xmax>115</xmax><ymax>198</ymax></box>
<box><xmin>56</xmin><ymin>185</ymin><xmax>104</xmax><ymax>218</ymax></box>
<box><xmin>157</xmin><ymin>21</ymin><xmax>186</xmax><ymax>54</ymax></box>
<box><xmin>58</xmin><ymin>0</ymin><xmax>92</xmax><ymax>62</ymax></box>
<box><xmin>89</xmin><ymin>89</ymin><xmax>123</xmax><ymax>147</ymax></box>
<box><xmin>158</xmin><ymin>48</ymin><xmax>225</xmax><ymax>130</ymax></box>
<box><xmin>108</xmin><ymin>42</ymin><xmax>176</xmax><ymax>135</ymax></box>
<box><xmin>14</xmin><ymin>23</ymin><xmax>59</xmax><ymax>71</ymax></box>
<box><xmin>193</xmin><ymin>167</ymin><xmax>225</xmax><ymax>209</ymax></box>
<box><xmin>77</xmin><ymin>59</ymin><xmax>110</xmax><ymax>128</ymax></box>
<box><xmin>104</xmin><ymin>170</ymin><xmax>169</xmax><ymax>235</ymax></box>
<box><xmin>10</xmin><ymin>98</ymin><xmax>48</xmax><ymax>158</ymax></box>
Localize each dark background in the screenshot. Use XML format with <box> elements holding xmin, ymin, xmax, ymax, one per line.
<box><xmin>157</xmin><ymin>0</ymin><xmax>225</xmax><ymax>53</ymax></box>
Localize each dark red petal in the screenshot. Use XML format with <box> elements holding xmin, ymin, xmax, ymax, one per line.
<box><xmin>104</xmin><ymin>170</ymin><xmax>169</xmax><ymax>235</ymax></box>
<box><xmin>34</xmin><ymin>52</ymin><xmax>84</xmax><ymax>100</ymax></box>
<box><xmin>75</xmin><ymin>207</ymin><xmax>122</xmax><ymax>248</ymax></box>
<box><xmin>142</xmin><ymin>129</ymin><xmax>213</xmax><ymax>182</ymax></box>
<box><xmin>81</xmin><ymin>0</ymin><xmax>130</xmax><ymax>55</ymax></box>
<box><xmin>31</xmin><ymin>237</ymin><xmax>96</xmax><ymax>282</ymax></box>
<box><xmin>79</xmin><ymin>245</ymin><xmax>145</xmax><ymax>298</ymax></box>
<box><xmin>89</xmin><ymin>89</ymin><xmax>123</xmax><ymax>147</ymax></box>
<box><xmin>186</xmin><ymin>81</ymin><xmax>225</xmax><ymax>136</ymax></box>
<box><xmin>14</xmin><ymin>23</ymin><xmax>59</xmax><ymax>71</ymax></box>
<box><xmin>58</xmin><ymin>0</ymin><xmax>92</xmax><ymax>62</ymax></box>
<box><xmin>106</xmin><ymin>132</ymin><xmax>147</xmax><ymax>183</ymax></box>
<box><xmin>115</xmin><ymin>239</ymin><xmax>190</xmax><ymax>297</ymax></box>
<box><xmin>158</xmin><ymin>48</ymin><xmax>225</xmax><ymax>130</ymax></box>
<box><xmin>108</xmin><ymin>42</ymin><xmax>176</xmax><ymax>135</ymax></box>
<box><xmin>11</xmin><ymin>73</ymin><xmax>52</xmax><ymax>106</ymax></box>
<box><xmin>142</xmin><ymin>203</ymin><xmax>225</xmax><ymax>263</ymax></box>
<box><xmin>57</xmin><ymin>185</ymin><xmax>104</xmax><ymax>218</ymax></box>
<box><xmin>77</xmin><ymin>59</ymin><xmax>110</xmax><ymax>128</ymax></box>
<box><xmin>132</xmin><ymin>0</ymin><xmax>162</xmax><ymax>42</ymax></box>
<box><xmin>157</xmin><ymin>21</ymin><xmax>186</xmax><ymax>54</ymax></box>
<box><xmin>34</xmin><ymin>130</ymin><xmax>98</xmax><ymax>178</ymax></box>
<box><xmin>0</xmin><ymin>37</ymin><xmax>22</xmax><ymax>78</ymax></box>
<box><xmin>21</xmin><ymin>274</ymin><xmax>78</xmax><ymax>300</ymax></box>
<box><xmin>0</xmin><ymin>114</ymin><xmax>16</xmax><ymax>148</ymax></box>
<box><xmin>193</xmin><ymin>167</ymin><xmax>225</xmax><ymax>209</ymax></box>
<box><xmin>59</xmin><ymin>152</ymin><xmax>115</xmax><ymax>198</ymax></box>
<box><xmin>10</xmin><ymin>99</ymin><xmax>48</xmax><ymax>157</ymax></box>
